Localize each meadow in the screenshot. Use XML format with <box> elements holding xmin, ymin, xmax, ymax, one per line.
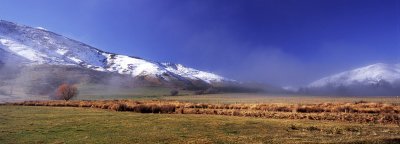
<box><xmin>1</xmin><ymin>105</ymin><xmax>400</xmax><ymax>144</ymax></box>
<box><xmin>2</xmin><ymin>86</ymin><xmax>400</xmax><ymax>143</ymax></box>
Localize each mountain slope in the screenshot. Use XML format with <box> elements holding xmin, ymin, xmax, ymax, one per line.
<box><xmin>306</xmin><ymin>63</ymin><xmax>400</xmax><ymax>95</ymax></box>
<box><xmin>0</xmin><ymin>20</ymin><xmax>232</xmax><ymax>87</ymax></box>
<box><xmin>309</xmin><ymin>63</ymin><xmax>400</xmax><ymax>87</ymax></box>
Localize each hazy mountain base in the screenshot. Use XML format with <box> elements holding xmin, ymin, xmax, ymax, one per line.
<box><xmin>0</xmin><ymin>64</ymin><xmax>262</xmax><ymax>102</ymax></box>
<box><xmin>300</xmin><ymin>81</ymin><xmax>400</xmax><ymax>96</ymax></box>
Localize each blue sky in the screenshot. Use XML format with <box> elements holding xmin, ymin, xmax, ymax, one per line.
<box><xmin>1</xmin><ymin>0</ymin><xmax>400</xmax><ymax>86</ymax></box>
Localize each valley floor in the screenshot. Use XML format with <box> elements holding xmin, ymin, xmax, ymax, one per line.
<box><xmin>1</xmin><ymin>106</ymin><xmax>400</xmax><ymax>144</ymax></box>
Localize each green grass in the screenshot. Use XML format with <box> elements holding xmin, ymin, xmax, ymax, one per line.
<box><xmin>1</xmin><ymin>105</ymin><xmax>399</xmax><ymax>144</ymax></box>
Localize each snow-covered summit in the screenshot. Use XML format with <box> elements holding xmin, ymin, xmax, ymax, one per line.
<box><xmin>0</xmin><ymin>20</ymin><xmax>232</xmax><ymax>84</ymax></box>
<box><xmin>308</xmin><ymin>63</ymin><xmax>400</xmax><ymax>87</ymax></box>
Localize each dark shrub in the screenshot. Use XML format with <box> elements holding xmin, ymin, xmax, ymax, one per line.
<box><xmin>134</xmin><ymin>104</ymin><xmax>152</xmax><ymax>113</ymax></box>
<box><xmin>354</xmin><ymin>100</ymin><xmax>368</xmax><ymax>104</ymax></box>
<box><xmin>160</xmin><ymin>105</ymin><xmax>176</xmax><ymax>113</ymax></box>
<box><xmin>150</xmin><ymin>105</ymin><xmax>161</xmax><ymax>113</ymax></box>
<box><xmin>170</xmin><ymin>90</ymin><xmax>179</xmax><ymax>96</ymax></box>
<box><xmin>110</xmin><ymin>103</ymin><xmax>127</xmax><ymax>111</ymax></box>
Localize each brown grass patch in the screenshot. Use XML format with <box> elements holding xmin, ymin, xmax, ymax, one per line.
<box><xmin>10</xmin><ymin>100</ymin><xmax>400</xmax><ymax>125</ymax></box>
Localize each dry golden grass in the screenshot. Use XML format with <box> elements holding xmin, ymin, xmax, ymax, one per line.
<box><xmin>162</xmin><ymin>93</ymin><xmax>400</xmax><ymax>104</ymax></box>
<box><xmin>10</xmin><ymin>100</ymin><xmax>400</xmax><ymax>125</ymax></box>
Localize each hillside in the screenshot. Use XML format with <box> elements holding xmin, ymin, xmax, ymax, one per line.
<box><xmin>0</xmin><ymin>20</ymin><xmax>234</xmax><ymax>89</ymax></box>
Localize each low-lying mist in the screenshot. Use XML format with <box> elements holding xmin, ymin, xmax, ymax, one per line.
<box><xmin>0</xmin><ymin>60</ymin><xmax>139</xmax><ymax>102</ymax></box>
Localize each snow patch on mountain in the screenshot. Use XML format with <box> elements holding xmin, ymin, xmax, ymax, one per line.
<box><xmin>0</xmin><ymin>38</ymin><xmax>47</xmax><ymax>63</ymax></box>
<box><xmin>162</xmin><ymin>63</ymin><xmax>228</xmax><ymax>83</ymax></box>
<box><xmin>105</xmin><ymin>54</ymin><xmax>165</xmax><ymax>76</ymax></box>
<box><xmin>36</xmin><ymin>27</ymin><xmax>47</xmax><ymax>30</ymax></box>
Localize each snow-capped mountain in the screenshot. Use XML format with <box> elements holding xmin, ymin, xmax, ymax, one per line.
<box><xmin>304</xmin><ymin>63</ymin><xmax>400</xmax><ymax>95</ymax></box>
<box><xmin>309</xmin><ymin>63</ymin><xmax>400</xmax><ymax>88</ymax></box>
<box><xmin>0</xmin><ymin>20</ymin><xmax>232</xmax><ymax>86</ymax></box>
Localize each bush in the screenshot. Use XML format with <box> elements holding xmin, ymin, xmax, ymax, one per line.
<box><xmin>150</xmin><ymin>105</ymin><xmax>161</xmax><ymax>113</ymax></box>
<box><xmin>160</xmin><ymin>105</ymin><xmax>176</xmax><ymax>113</ymax></box>
<box><xmin>170</xmin><ymin>89</ymin><xmax>179</xmax><ymax>96</ymax></box>
<box><xmin>55</xmin><ymin>84</ymin><xmax>78</xmax><ymax>101</ymax></box>
<box><xmin>134</xmin><ymin>104</ymin><xmax>152</xmax><ymax>113</ymax></box>
<box><xmin>354</xmin><ymin>100</ymin><xmax>368</xmax><ymax>104</ymax></box>
<box><xmin>110</xmin><ymin>103</ymin><xmax>127</xmax><ymax>111</ymax></box>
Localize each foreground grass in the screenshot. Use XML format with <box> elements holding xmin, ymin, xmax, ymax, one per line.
<box><xmin>1</xmin><ymin>106</ymin><xmax>400</xmax><ymax>144</ymax></box>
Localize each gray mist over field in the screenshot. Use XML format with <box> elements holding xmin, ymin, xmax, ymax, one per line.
<box><xmin>176</xmin><ymin>27</ymin><xmax>397</xmax><ymax>88</ymax></box>
<box><xmin>177</xmin><ymin>32</ymin><xmax>318</xmax><ymax>87</ymax></box>
<box><xmin>0</xmin><ymin>56</ymin><xmax>27</xmax><ymax>102</ymax></box>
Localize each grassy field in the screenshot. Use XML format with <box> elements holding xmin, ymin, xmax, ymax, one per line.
<box><xmin>3</xmin><ymin>86</ymin><xmax>400</xmax><ymax>143</ymax></box>
<box><xmin>1</xmin><ymin>105</ymin><xmax>400</xmax><ymax>144</ymax></box>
